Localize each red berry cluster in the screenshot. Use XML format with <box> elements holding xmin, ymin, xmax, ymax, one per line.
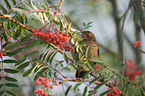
<box><xmin>60</xmin><ymin>44</ymin><xmax>75</xmax><ymax>52</ymax></box>
<box><xmin>133</xmin><ymin>41</ymin><xmax>141</xmax><ymax>48</ymax></box>
<box><xmin>35</xmin><ymin>88</ymin><xmax>49</xmax><ymax>96</ymax></box>
<box><xmin>107</xmin><ymin>87</ymin><xmax>122</xmax><ymax>96</ymax></box>
<box><xmin>35</xmin><ymin>77</ymin><xmax>59</xmax><ymax>96</ymax></box>
<box><xmin>0</xmin><ymin>51</ymin><xmax>6</xmax><ymax>58</ymax></box>
<box><xmin>32</xmin><ymin>29</ymin><xmax>70</xmax><ymax>46</ymax></box>
<box><xmin>125</xmin><ymin>59</ymin><xmax>142</xmax><ymax>81</ymax></box>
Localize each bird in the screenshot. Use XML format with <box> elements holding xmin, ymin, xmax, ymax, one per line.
<box><xmin>75</xmin><ymin>31</ymin><xmax>99</xmax><ymax>78</ymax></box>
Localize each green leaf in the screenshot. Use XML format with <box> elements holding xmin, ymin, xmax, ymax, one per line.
<box><xmin>52</xmin><ymin>18</ymin><xmax>60</xmax><ymax>25</ymax></box>
<box><xmin>130</xmin><ymin>79</ymin><xmax>135</xmax><ymax>86</ymax></box>
<box><xmin>28</xmin><ymin>50</ymin><xmax>39</xmax><ymax>56</ymax></box>
<box><xmin>65</xmin><ymin>85</ymin><xmax>72</xmax><ymax>96</ymax></box>
<box><xmin>25</xmin><ymin>41</ymin><xmax>40</xmax><ymax>49</ymax></box>
<box><xmin>9</xmin><ymin>47</ymin><xmax>23</xmax><ymax>56</ymax></box>
<box><xmin>5</xmin><ymin>42</ymin><xmax>19</xmax><ymax>50</ymax></box>
<box><xmin>47</xmin><ymin>50</ymin><xmax>58</xmax><ymax>64</ymax></box>
<box><xmin>3</xmin><ymin>59</ymin><xmax>17</xmax><ymax>63</ymax></box>
<box><xmin>70</xmin><ymin>49</ymin><xmax>75</xmax><ymax>60</ymax></box>
<box><xmin>63</xmin><ymin>53</ymin><xmax>68</xmax><ymax>64</ymax></box>
<box><xmin>20</xmin><ymin>16</ymin><xmax>24</xmax><ymax>24</ymax></box>
<box><xmin>11</xmin><ymin>0</ymin><xmax>16</xmax><ymax>5</ymax></box>
<box><xmin>32</xmin><ymin>58</ymin><xmax>38</xmax><ymax>62</ymax></box>
<box><xmin>0</xmin><ymin>91</ymin><xmax>4</xmax><ymax>95</ymax></box>
<box><xmin>0</xmin><ymin>84</ymin><xmax>3</xmax><ymax>88</ymax></box>
<box><xmin>64</xmin><ymin>67</ymin><xmax>71</xmax><ymax>71</ymax></box>
<box><xmin>100</xmin><ymin>89</ymin><xmax>114</xmax><ymax>96</ymax></box>
<box><xmin>23</xmin><ymin>68</ymin><xmax>33</xmax><ymax>77</ymax></box>
<box><xmin>21</xmin><ymin>34</ymin><xmax>32</xmax><ymax>42</ymax></box>
<box><xmin>15</xmin><ymin>55</ymin><xmax>27</xmax><ymax>66</ymax></box>
<box><xmin>45</xmin><ymin>0</ymin><xmax>48</xmax><ymax>6</ymax></box>
<box><xmin>85</xmin><ymin>46</ymin><xmax>90</xmax><ymax>58</ymax></box>
<box><xmin>22</xmin><ymin>28</ymin><xmax>27</xmax><ymax>35</ymax></box>
<box><xmin>94</xmin><ymin>79</ymin><xmax>110</xmax><ymax>90</ymax></box>
<box><xmin>83</xmin><ymin>86</ymin><xmax>88</xmax><ymax>96</ymax></box>
<box><xmin>6</xmin><ymin>90</ymin><xmax>16</xmax><ymax>96</ymax></box>
<box><xmin>14</xmin><ymin>28</ymin><xmax>21</xmax><ymax>40</ymax></box>
<box><xmin>125</xmin><ymin>76</ymin><xmax>129</xmax><ymax>85</ymax></box>
<box><xmin>89</xmin><ymin>75</ymin><xmax>103</xmax><ymax>85</ymax></box>
<box><xmin>17</xmin><ymin>62</ymin><xmax>29</xmax><ymax>69</ymax></box>
<box><xmin>5</xmin><ymin>83</ymin><xmax>18</xmax><ymax>87</ymax></box>
<box><xmin>4</xmin><ymin>76</ymin><xmax>17</xmax><ymax>82</ymax></box>
<box><xmin>90</xmin><ymin>57</ymin><xmax>103</xmax><ymax>62</ymax></box>
<box><xmin>83</xmin><ymin>22</ymin><xmax>86</xmax><ymax>27</ymax></box>
<box><xmin>140</xmin><ymin>88</ymin><xmax>145</xmax><ymax>96</ymax></box>
<box><xmin>4</xmin><ymin>0</ymin><xmax>11</xmax><ymax>9</ymax></box>
<box><xmin>69</xmin><ymin>63</ymin><xmax>77</xmax><ymax>70</ymax></box>
<box><xmin>83</xmin><ymin>71</ymin><xmax>91</xmax><ymax>79</ymax></box>
<box><xmin>2</xmin><ymin>22</ymin><xmax>7</xmax><ymax>30</ymax></box>
<box><xmin>0</xmin><ymin>5</ymin><xmax>7</xmax><ymax>14</ymax></box>
<box><xmin>87</xmin><ymin>61</ymin><xmax>96</xmax><ymax>70</ymax></box>
<box><xmin>24</xmin><ymin>16</ymin><xmax>28</xmax><ymax>24</ymax></box>
<box><xmin>54</xmin><ymin>60</ymin><xmax>64</xmax><ymax>67</ymax></box>
<box><xmin>73</xmin><ymin>82</ymin><xmax>82</xmax><ymax>91</ymax></box>
<box><xmin>75</xmin><ymin>61</ymin><xmax>84</xmax><ymax>66</ymax></box>
<box><xmin>2</xmin><ymin>42</ymin><xmax>10</xmax><ymax>48</ymax></box>
<box><xmin>4</xmin><ymin>68</ymin><xmax>19</xmax><ymax>74</ymax></box>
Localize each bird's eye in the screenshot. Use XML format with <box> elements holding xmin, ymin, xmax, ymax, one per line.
<box><xmin>87</xmin><ymin>34</ymin><xmax>89</xmax><ymax>37</ymax></box>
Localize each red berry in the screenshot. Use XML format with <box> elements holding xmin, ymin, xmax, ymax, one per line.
<box><xmin>35</xmin><ymin>90</ymin><xmax>38</xmax><ymax>94</ymax></box>
<box><xmin>55</xmin><ymin>82</ymin><xmax>59</xmax><ymax>86</ymax></box>
<box><xmin>39</xmin><ymin>77</ymin><xmax>45</xmax><ymax>82</ymax></box>
<box><xmin>39</xmin><ymin>28</ymin><xmax>42</xmax><ymax>31</ymax></box>
<box><xmin>50</xmin><ymin>85</ymin><xmax>54</xmax><ymax>89</ymax></box>
<box><xmin>3</xmin><ymin>52</ymin><xmax>6</xmax><ymax>55</ymax></box>
<box><xmin>32</xmin><ymin>29</ymin><xmax>36</xmax><ymax>33</ymax></box>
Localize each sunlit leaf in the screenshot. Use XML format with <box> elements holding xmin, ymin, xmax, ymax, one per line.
<box><xmin>85</xmin><ymin>46</ymin><xmax>90</xmax><ymax>58</ymax></box>
<box><xmin>90</xmin><ymin>57</ymin><xmax>103</xmax><ymax>62</ymax></box>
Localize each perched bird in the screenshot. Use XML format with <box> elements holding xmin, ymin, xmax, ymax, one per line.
<box><xmin>75</xmin><ymin>31</ymin><xmax>99</xmax><ymax>78</ymax></box>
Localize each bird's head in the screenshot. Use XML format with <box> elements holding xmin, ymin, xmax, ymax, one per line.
<box><xmin>81</xmin><ymin>31</ymin><xmax>96</xmax><ymax>41</ymax></box>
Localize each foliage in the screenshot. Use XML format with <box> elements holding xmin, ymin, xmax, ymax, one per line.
<box><xmin>0</xmin><ymin>0</ymin><xmax>145</xmax><ymax>96</ymax></box>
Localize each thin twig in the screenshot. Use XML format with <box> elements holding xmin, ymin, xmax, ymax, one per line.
<box><xmin>16</xmin><ymin>39</ymin><xmax>33</xmax><ymax>65</ymax></box>
<box><xmin>53</xmin><ymin>0</ymin><xmax>64</xmax><ymax>19</ymax></box>
<box><xmin>24</xmin><ymin>10</ymin><xmax>55</xmax><ymax>14</ymax></box>
<box><xmin>120</xmin><ymin>1</ymin><xmax>131</xmax><ymax>87</ymax></box>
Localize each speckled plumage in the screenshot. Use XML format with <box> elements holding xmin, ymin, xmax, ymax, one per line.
<box><xmin>76</xmin><ymin>31</ymin><xmax>99</xmax><ymax>78</ymax></box>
